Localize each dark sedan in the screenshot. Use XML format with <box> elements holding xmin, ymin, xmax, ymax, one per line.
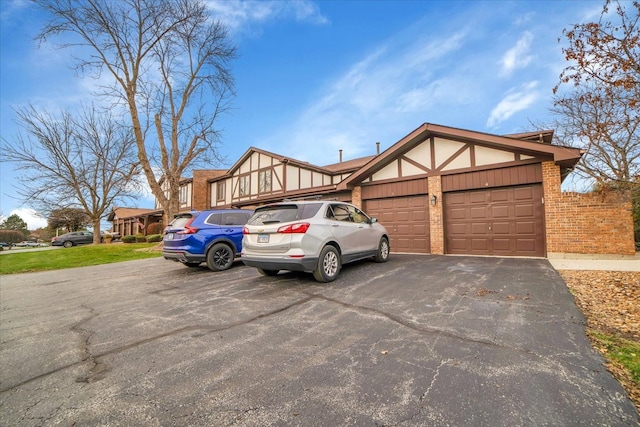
<box><xmin>51</xmin><ymin>231</ymin><xmax>95</xmax><ymax>248</ymax></box>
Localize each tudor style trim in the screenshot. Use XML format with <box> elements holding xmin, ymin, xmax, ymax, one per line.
<box><xmin>338</xmin><ymin>123</ymin><xmax>583</xmax><ymax>190</ymax></box>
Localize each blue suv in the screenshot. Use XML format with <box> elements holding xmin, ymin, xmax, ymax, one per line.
<box><xmin>163</xmin><ymin>209</ymin><xmax>253</xmax><ymax>271</ymax></box>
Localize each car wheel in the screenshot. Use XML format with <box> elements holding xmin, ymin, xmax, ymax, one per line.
<box><xmin>63</xmin><ymin>241</ymin><xmax>73</xmax><ymax>248</ymax></box>
<box><xmin>206</xmin><ymin>243</ymin><xmax>234</xmax><ymax>271</ymax></box>
<box><xmin>184</xmin><ymin>262</ymin><xmax>201</xmax><ymax>268</ymax></box>
<box><xmin>313</xmin><ymin>245</ymin><xmax>341</xmax><ymax>283</ymax></box>
<box><xmin>374</xmin><ymin>237</ymin><xmax>390</xmax><ymax>263</ymax></box>
<box><xmin>257</xmin><ymin>268</ymin><xmax>279</xmax><ymax>276</ymax></box>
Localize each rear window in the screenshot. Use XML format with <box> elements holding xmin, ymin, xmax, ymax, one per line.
<box><xmin>168</xmin><ymin>213</ymin><xmax>194</xmax><ymax>228</ymax></box>
<box><xmin>248</xmin><ymin>203</ymin><xmax>322</xmax><ymax>225</ymax></box>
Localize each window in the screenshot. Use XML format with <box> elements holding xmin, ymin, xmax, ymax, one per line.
<box><xmin>239</xmin><ymin>175</ymin><xmax>250</xmax><ymax>196</ymax></box>
<box><xmin>258</xmin><ymin>169</ymin><xmax>272</xmax><ymax>193</ymax></box>
<box><xmin>216</xmin><ymin>182</ymin><xmax>225</xmax><ymax>201</ymax></box>
<box><xmin>179</xmin><ymin>185</ymin><xmax>188</xmax><ymax>205</ymax></box>
<box><xmin>222</xmin><ymin>211</ymin><xmax>252</xmax><ymax>225</ymax></box>
<box><xmin>348</xmin><ymin>206</ymin><xmax>368</xmax><ymax>223</ymax></box>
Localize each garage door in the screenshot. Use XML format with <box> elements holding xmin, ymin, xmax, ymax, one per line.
<box><xmin>364</xmin><ymin>195</ymin><xmax>430</xmax><ymax>253</ymax></box>
<box><xmin>444</xmin><ymin>185</ymin><xmax>544</xmax><ymax>257</ymax></box>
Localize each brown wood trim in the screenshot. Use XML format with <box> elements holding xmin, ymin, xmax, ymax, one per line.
<box><xmin>400</xmin><ymin>155</ymin><xmax>431</xmax><ymax>173</ymax></box>
<box><xmin>436</xmin><ymin>143</ymin><xmax>471</xmax><ymax>172</ymax></box>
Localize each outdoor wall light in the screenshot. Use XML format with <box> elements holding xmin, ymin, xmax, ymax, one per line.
<box><xmin>430</xmin><ymin>194</ymin><xmax>437</xmax><ymax>206</ymax></box>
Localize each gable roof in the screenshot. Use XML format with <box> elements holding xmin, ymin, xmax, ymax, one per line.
<box><xmin>107</xmin><ymin>207</ymin><xmax>156</xmax><ymax>221</ymax></box>
<box><xmin>212</xmin><ymin>147</ymin><xmax>377</xmax><ymax>181</ymax></box>
<box><xmin>339</xmin><ymin>123</ymin><xmax>583</xmax><ymax>189</ymax></box>
<box><xmin>322</xmin><ymin>155</ymin><xmax>376</xmax><ymax>173</ymax></box>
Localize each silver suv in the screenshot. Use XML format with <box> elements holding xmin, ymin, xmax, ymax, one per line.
<box><xmin>241</xmin><ymin>201</ymin><xmax>390</xmax><ymax>282</ymax></box>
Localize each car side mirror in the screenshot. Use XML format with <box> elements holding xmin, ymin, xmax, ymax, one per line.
<box><xmin>370</xmin><ymin>217</ymin><xmax>378</xmax><ymax>224</ymax></box>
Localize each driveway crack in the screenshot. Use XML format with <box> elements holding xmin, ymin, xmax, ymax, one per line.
<box><xmin>310</xmin><ymin>293</ymin><xmax>533</xmax><ymax>354</ymax></box>
<box><xmin>70</xmin><ymin>304</ymin><xmax>109</xmax><ymax>384</ymax></box>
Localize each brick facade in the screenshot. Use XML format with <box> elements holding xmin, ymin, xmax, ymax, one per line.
<box><xmin>542</xmin><ymin>161</ymin><xmax>635</xmax><ymax>256</ymax></box>
<box><xmin>192</xmin><ymin>170</ymin><xmax>226</xmax><ymax>210</ymax></box>
<box><xmin>428</xmin><ymin>175</ymin><xmax>444</xmax><ymax>255</ymax></box>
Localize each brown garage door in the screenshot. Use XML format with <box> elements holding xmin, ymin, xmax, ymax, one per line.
<box><xmin>364</xmin><ymin>195</ymin><xmax>430</xmax><ymax>253</ymax></box>
<box><xmin>444</xmin><ymin>184</ymin><xmax>544</xmax><ymax>257</ymax></box>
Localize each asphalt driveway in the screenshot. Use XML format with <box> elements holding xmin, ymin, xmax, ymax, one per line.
<box><xmin>1</xmin><ymin>255</ymin><xmax>638</xmax><ymax>426</ymax></box>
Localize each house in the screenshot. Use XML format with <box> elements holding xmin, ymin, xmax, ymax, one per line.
<box><xmin>110</xmin><ymin>122</ymin><xmax>636</xmax><ymax>257</ymax></box>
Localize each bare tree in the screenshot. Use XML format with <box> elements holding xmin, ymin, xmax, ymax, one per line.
<box><xmin>556</xmin><ymin>0</ymin><xmax>639</xmax><ymax>108</ymax></box>
<box><xmin>550</xmin><ymin>84</ymin><xmax>639</xmax><ymax>186</ymax></box>
<box><xmin>36</xmin><ymin>0</ymin><xmax>236</xmax><ymax>223</ymax></box>
<box><xmin>2</xmin><ymin>105</ymin><xmax>141</xmax><ymax>243</ymax></box>
<box><xmin>553</xmin><ymin>0</ymin><xmax>639</xmax><ymax>187</ymax></box>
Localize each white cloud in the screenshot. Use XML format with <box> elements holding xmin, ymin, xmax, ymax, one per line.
<box><xmin>257</xmin><ymin>29</ymin><xmax>472</xmax><ymax>164</ymax></box>
<box><xmin>500</xmin><ymin>31</ymin><xmax>534</xmax><ymax>76</ymax></box>
<box><xmin>9</xmin><ymin>208</ymin><xmax>48</xmax><ymax>230</ymax></box>
<box><xmin>206</xmin><ymin>0</ymin><xmax>329</xmax><ymax>33</ymax></box>
<box><xmin>486</xmin><ymin>81</ymin><xmax>540</xmax><ymax>128</ymax></box>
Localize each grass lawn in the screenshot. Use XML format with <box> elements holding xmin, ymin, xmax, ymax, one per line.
<box><xmin>0</xmin><ymin>243</ymin><xmax>163</xmax><ymax>274</ymax></box>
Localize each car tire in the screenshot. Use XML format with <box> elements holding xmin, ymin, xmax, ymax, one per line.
<box><xmin>63</xmin><ymin>241</ymin><xmax>73</xmax><ymax>248</ymax></box>
<box><xmin>374</xmin><ymin>237</ymin><xmax>390</xmax><ymax>263</ymax></box>
<box><xmin>184</xmin><ymin>262</ymin><xmax>201</xmax><ymax>268</ymax></box>
<box><xmin>206</xmin><ymin>243</ymin><xmax>234</xmax><ymax>271</ymax></box>
<box><xmin>257</xmin><ymin>268</ymin><xmax>279</xmax><ymax>276</ymax></box>
<box><xmin>313</xmin><ymin>245</ymin><xmax>341</xmax><ymax>283</ymax></box>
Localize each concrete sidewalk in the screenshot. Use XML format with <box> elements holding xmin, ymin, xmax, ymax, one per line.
<box><xmin>548</xmin><ymin>253</ymin><xmax>640</xmax><ymax>272</ymax></box>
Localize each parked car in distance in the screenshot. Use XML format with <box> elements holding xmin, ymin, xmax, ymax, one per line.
<box><xmin>51</xmin><ymin>231</ymin><xmax>95</xmax><ymax>248</ymax></box>
<box><xmin>241</xmin><ymin>201</ymin><xmax>390</xmax><ymax>282</ymax></box>
<box><xmin>163</xmin><ymin>209</ymin><xmax>254</xmax><ymax>271</ymax></box>
<box><xmin>15</xmin><ymin>241</ymin><xmax>39</xmax><ymax>247</ymax></box>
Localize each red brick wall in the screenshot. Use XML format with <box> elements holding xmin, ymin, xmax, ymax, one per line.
<box><xmin>542</xmin><ymin>161</ymin><xmax>635</xmax><ymax>255</ymax></box>
<box><xmin>193</xmin><ymin>170</ymin><xmax>226</xmax><ymax>210</ymax></box>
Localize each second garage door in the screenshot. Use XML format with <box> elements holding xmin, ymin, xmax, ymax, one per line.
<box><xmin>364</xmin><ymin>195</ymin><xmax>430</xmax><ymax>254</ymax></box>
<box><xmin>444</xmin><ymin>184</ymin><xmax>545</xmax><ymax>257</ymax></box>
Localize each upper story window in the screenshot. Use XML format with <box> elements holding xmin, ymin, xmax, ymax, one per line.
<box><xmin>239</xmin><ymin>175</ymin><xmax>250</xmax><ymax>197</ymax></box>
<box><xmin>179</xmin><ymin>185</ymin><xmax>189</xmax><ymax>206</ymax></box>
<box><xmin>216</xmin><ymin>182</ymin><xmax>225</xmax><ymax>201</ymax></box>
<box><xmin>259</xmin><ymin>169</ymin><xmax>272</xmax><ymax>193</ymax></box>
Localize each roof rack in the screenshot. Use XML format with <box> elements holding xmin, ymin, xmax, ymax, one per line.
<box><xmin>281</xmin><ymin>194</ymin><xmax>327</xmax><ymax>202</ymax></box>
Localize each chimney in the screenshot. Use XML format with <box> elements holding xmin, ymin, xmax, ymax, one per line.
<box><xmin>376</xmin><ymin>142</ymin><xmax>380</xmax><ymax>155</ymax></box>
<box><xmin>339</xmin><ymin>149</ymin><xmax>343</xmax><ymax>162</ymax></box>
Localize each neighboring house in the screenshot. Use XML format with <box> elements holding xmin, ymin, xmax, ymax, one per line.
<box><xmin>110</xmin><ymin>122</ymin><xmax>635</xmax><ymax>257</ymax></box>
<box><xmin>108</xmin><ymin>207</ymin><xmax>163</xmax><ymax>237</ymax></box>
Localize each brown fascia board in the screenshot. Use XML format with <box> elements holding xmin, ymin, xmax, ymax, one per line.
<box><xmin>339</xmin><ymin>123</ymin><xmax>583</xmax><ymax>189</ymax></box>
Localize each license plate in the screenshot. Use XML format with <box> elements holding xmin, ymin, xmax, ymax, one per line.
<box><xmin>257</xmin><ymin>234</ymin><xmax>269</xmax><ymax>243</ymax></box>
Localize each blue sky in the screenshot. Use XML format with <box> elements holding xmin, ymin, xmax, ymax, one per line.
<box><xmin>0</xmin><ymin>0</ymin><xmax>602</xmax><ymax>229</ymax></box>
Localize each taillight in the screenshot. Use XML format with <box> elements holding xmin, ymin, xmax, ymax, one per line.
<box><xmin>176</xmin><ymin>226</ymin><xmax>198</xmax><ymax>235</ymax></box>
<box><xmin>176</xmin><ymin>218</ymin><xmax>198</xmax><ymax>235</ymax></box>
<box><xmin>277</xmin><ymin>222</ymin><xmax>310</xmax><ymax>234</ymax></box>
<box><xmin>243</xmin><ymin>226</ymin><xmax>249</xmax><ymax>234</ymax></box>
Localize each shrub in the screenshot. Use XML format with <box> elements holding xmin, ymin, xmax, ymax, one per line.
<box><xmin>122</xmin><ymin>235</ymin><xmax>137</xmax><ymax>243</ymax></box>
<box><xmin>135</xmin><ymin>233</ymin><xmax>146</xmax><ymax>243</ymax></box>
<box><xmin>0</xmin><ymin>229</ymin><xmax>27</xmax><ymax>244</ymax></box>
<box><xmin>147</xmin><ymin>222</ymin><xmax>163</xmax><ymax>235</ymax></box>
<box><xmin>146</xmin><ymin>234</ymin><xmax>163</xmax><ymax>243</ymax></box>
